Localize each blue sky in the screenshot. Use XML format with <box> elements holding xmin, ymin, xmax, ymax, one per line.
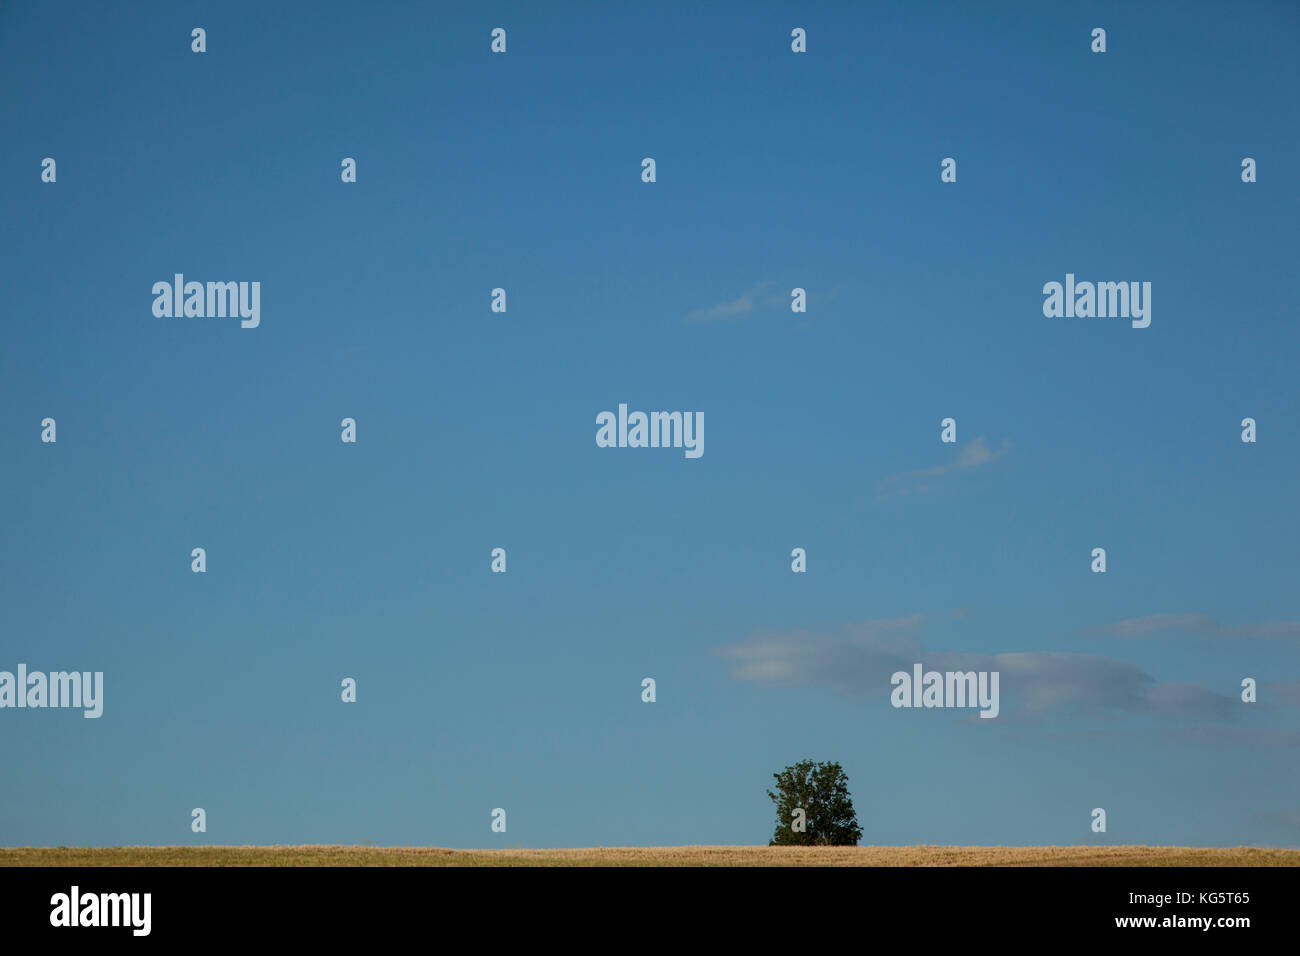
<box><xmin>2</xmin><ymin>0</ymin><xmax>1297</xmax><ymax>848</ymax></box>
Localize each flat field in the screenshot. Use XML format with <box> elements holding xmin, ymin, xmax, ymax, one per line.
<box><xmin>3</xmin><ymin>845</ymin><xmax>1296</xmax><ymax>867</ymax></box>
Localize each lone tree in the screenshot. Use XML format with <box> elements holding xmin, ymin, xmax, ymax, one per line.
<box><xmin>767</xmin><ymin>759</ymin><xmax>862</xmax><ymax>846</ymax></box>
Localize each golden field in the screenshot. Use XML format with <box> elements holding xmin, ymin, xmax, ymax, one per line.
<box><xmin>2</xmin><ymin>845</ymin><xmax>1296</xmax><ymax>867</ymax></box>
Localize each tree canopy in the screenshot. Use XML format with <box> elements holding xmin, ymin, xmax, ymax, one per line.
<box><xmin>767</xmin><ymin>759</ymin><xmax>862</xmax><ymax>846</ymax></box>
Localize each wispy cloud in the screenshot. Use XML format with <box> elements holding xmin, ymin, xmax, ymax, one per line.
<box><xmin>1098</xmin><ymin>613</ymin><xmax>1219</xmax><ymax>636</ymax></box>
<box><xmin>1263</xmin><ymin>681</ymin><xmax>1300</xmax><ymax>706</ymax></box>
<box><xmin>876</xmin><ymin>436</ymin><xmax>1011</xmax><ymax>499</ymax></box>
<box><xmin>1253</xmin><ymin>809</ymin><xmax>1300</xmax><ymax>830</ymax></box>
<box><xmin>1091</xmin><ymin>614</ymin><xmax>1300</xmax><ymax>641</ymax></box>
<box><xmin>684</xmin><ymin>281</ymin><xmax>783</xmax><ymax>322</ymax></box>
<box><xmin>714</xmin><ymin>615</ymin><xmax>1236</xmax><ymax>721</ymax></box>
<box><xmin>1161</xmin><ymin>727</ymin><xmax>1300</xmax><ymax>749</ymax></box>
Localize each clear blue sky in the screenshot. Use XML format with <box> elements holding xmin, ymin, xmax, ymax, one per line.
<box><xmin>2</xmin><ymin>0</ymin><xmax>1297</xmax><ymax>848</ymax></box>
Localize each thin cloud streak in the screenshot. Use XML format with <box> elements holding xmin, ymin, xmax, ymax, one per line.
<box><xmin>684</xmin><ymin>281</ymin><xmax>779</xmax><ymax>322</ymax></box>
<box><xmin>1091</xmin><ymin>614</ymin><xmax>1300</xmax><ymax>641</ymax></box>
<box><xmin>715</xmin><ymin>615</ymin><xmax>1237</xmax><ymax>721</ymax></box>
<box><xmin>876</xmin><ymin>436</ymin><xmax>1011</xmax><ymax>499</ymax></box>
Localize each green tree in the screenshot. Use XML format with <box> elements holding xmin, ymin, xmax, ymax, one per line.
<box><xmin>767</xmin><ymin>759</ymin><xmax>862</xmax><ymax>846</ymax></box>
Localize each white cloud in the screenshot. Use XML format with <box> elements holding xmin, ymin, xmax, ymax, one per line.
<box><xmin>715</xmin><ymin>616</ymin><xmax>1236</xmax><ymax>720</ymax></box>
<box><xmin>1095</xmin><ymin>613</ymin><xmax>1300</xmax><ymax>641</ymax></box>
<box><xmin>684</xmin><ymin>281</ymin><xmax>777</xmax><ymax>322</ymax></box>
<box><xmin>876</xmin><ymin>436</ymin><xmax>1011</xmax><ymax>498</ymax></box>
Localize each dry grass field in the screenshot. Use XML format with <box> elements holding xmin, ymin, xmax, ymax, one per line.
<box><xmin>3</xmin><ymin>845</ymin><xmax>1296</xmax><ymax>867</ymax></box>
